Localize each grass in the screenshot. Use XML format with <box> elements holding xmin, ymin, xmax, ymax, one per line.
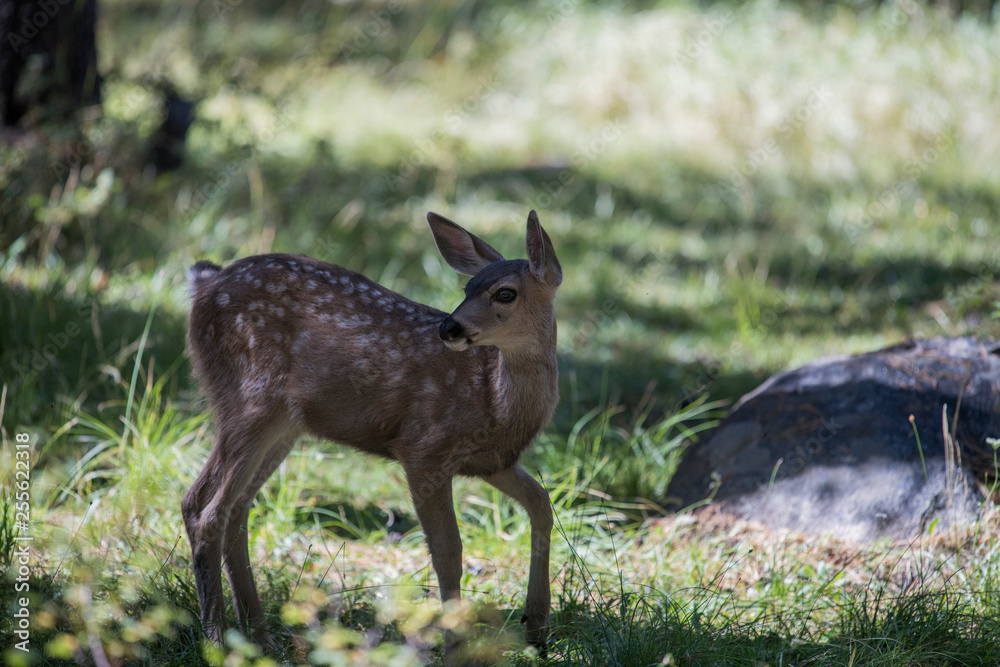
<box><xmin>5</xmin><ymin>372</ymin><xmax>1000</xmax><ymax>665</ymax></box>
<box><xmin>2</xmin><ymin>0</ymin><xmax>1000</xmax><ymax>664</ymax></box>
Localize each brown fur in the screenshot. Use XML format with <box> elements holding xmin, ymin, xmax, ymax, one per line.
<box><xmin>182</xmin><ymin>211</ymin><xmax>562</xmax><ymax>663</ymax></box>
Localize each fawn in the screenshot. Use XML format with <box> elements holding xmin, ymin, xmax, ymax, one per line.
<box><xmin>182</xmin><ymin>210</ymin><xmax>561</xmax><ymax>661</ymax></box>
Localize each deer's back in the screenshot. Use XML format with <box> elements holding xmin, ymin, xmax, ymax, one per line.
<box><xmin>187</xmin><ymin>253</ymin><xmax>521</xmax><ymax>465</ymax></box>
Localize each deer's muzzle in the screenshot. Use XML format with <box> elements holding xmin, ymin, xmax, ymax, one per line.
<box><xmin>439</xmin><ymin>316</ymin><xmax>472</xmax><ymax>351</ymax></box>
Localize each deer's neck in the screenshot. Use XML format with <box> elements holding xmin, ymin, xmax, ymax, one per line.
<box><xmin>489</xmin><ymin>316</ymin><xmax>559</xmax><ymax>434</ymax></box>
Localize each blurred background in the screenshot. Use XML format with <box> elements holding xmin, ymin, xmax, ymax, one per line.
<box><xmin>2</xmin><ymin>0</ymin><xmax>1000</xmax><ymax>663</ymax></box>
<box><xmin>3</xmin><ymin>0</ymin><xmax>1000</xmax><ymax>429</ymax></box>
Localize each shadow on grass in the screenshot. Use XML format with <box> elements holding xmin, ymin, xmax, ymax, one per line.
<box><xmin>544</xmin><ymin>586</ymin><xmax>1000</xmax><ymax>666</ymax></box>
<box><xmin>0</xmin><ymin>280</ymin><xmax>190</xmax><ymax>441</ymax></box>
<box><xmin>297</xmin><ymin>501</ymin><xmax>419</xmax><ymax>541</ymax></box>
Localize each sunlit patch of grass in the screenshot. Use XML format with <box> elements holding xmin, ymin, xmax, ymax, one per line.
<box><xmin>3</xmin><ymin>0</ymin><xmax>1000</xmax><ymax>663</ymax></box>
<box><xmin>4</xmin><ymin>350</ymin><xmax>1000</xmax><ymax>664</ymax></box>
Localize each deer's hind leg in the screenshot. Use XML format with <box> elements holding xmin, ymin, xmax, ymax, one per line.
<box><xmin>223</xmin><ymin>426</ymin><xmax>299</xmax><ymax>648</ymax></box>
<box><xmin>182</xmin><ymin>411</ymin><xmax>299</xmax><ymax>647</ymax></box>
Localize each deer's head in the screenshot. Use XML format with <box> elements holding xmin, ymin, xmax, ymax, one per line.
<box><xmin>429</xmin><ymin>210</ymin><xmax>562</xmax><ymax>353</ymax></box>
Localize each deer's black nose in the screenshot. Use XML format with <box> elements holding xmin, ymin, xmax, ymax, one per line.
<box><xmin>439</xmin><ymin>317</ymin><xmax>463</xmax><ymax>342</ymax></box>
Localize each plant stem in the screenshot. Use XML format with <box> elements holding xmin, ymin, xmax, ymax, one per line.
<box><xmin>910</xmin><ymin>415</ymin><xmax>928</xmax><ymax>484</ymax></box>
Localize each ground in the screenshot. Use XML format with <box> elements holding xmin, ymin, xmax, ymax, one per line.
<box><xmin>1</xmin><ymin>0</ymin><xmax>1000</xmax><ymax>665</ymax></box>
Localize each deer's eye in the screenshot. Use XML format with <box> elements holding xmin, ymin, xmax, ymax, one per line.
<box><xmin>495</xmin><ymin>288</ymin><xmax>517</xmax><ymax>303</ymax></box>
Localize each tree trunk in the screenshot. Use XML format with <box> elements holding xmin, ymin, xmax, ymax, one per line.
<box><xmin>0</xmin><ymin>0</ymin><xmax>101</xmax><ymax>127</ymax></box>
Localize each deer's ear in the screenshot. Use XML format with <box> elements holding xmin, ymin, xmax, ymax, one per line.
<box><xmin>428</xmin><ymin>212</ymin><xmax>506</xmax><ymax>276</ymax></box>
<box><xmin>525</xmin><ymin>210</ymin><xmax>562</xmax><ymax>287</ymax></box>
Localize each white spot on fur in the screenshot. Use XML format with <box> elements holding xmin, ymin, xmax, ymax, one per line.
<box><xmin>292</xmin><ymin>331</ymin><xmax>310</xmax><ymax>355</ymax></box>
<box><xmin>189</xmin><ymin>266</ymin><xmax>218</xmax><ymax>282</ymax></box>
<box><xmin>266</xmin><ymin>282</ymin><xmax>287</xmax><ymax>294</ymax></box>
<box><xmin>446</xmin><ymin>368</ymin><xmax>457</xmax><ymax>385</ymax></box>
<box><xmin>235</xmin><ymin>313</ymin><xmax>245</xmax><ymax>329</ymax></box>
<box><xmin>358</xmin><ymin>283</ymin><xmax>369</xmax><ymax>291</ymax></box>
<box><xmin>335</xmin><ymin>313</ymin><xmax>373</xmax><ymax>329</ymax></box>
<box><xmin>268</xmin><ymin>304</ymin><xmax>285</xmax><ymax>317</ymax></box>
<box><xmin>360</xmin><ymin>294</ymin><xmax>372</xmax><ymax>305</ymax></box>
<box><xmin>356</xmin><ymin>333</ymin><xmax>380</xmax><ymax>347</ymax></box>
<box><xmin>424</xmin><ymin>378</ymin><xmax>438</xmax><ymax>395</ymax></box>
<box><xmin>248</xmin><ymin>333</ymin><xmax>256</xmax><ymax>349</ymax></box>
<box><xmin>388</xmin><ymin>349</ymin><xmax>402</xmax><ymax>362</ymax></box>
<box><xmin>241</xmin><ymin>372</ymin><xmax>270</xmax><ymax>398</ymax></box>
<box><xmin>275</xmin><ymin>332</ymin><xmax>283</xmax><ymax>342</ymax></box>
<box><xmin>319</xmin><ymin>312</ymin><xmax>332</xmax><ymax>323</ymax></box>
<box><xmin>248</xmin><ymin>302</ymin><xmax>262</xmax><ymax>311</ymax></box>
<box><xmin>254</xmin><ymin>279</ymin><xmax>262</xmax><ymax>288</ymax></box>
<box><xmin>216</xmin><ymin>292</ymin><xmax>230</xmax><ymax>307</ymax></box>
<box><xmin>307</xmin><ymin>279</ymin><xmax>318</xmax><ymax>290</ymax></box>
<box><xmin>372</xmin><ymin>289</ymin><xmax>382</xmax><ymax>297</ymax></box>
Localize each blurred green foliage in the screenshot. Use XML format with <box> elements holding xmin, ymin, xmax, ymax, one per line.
<box><xmin>2</xmin><ymin>2</ymin><xmax>1000</xmax><ymax>663</ymax></box>
<box><xmin>4</xmin><ymin>0</ymin><xmax>998</xmax><ymax>439</ymax></box>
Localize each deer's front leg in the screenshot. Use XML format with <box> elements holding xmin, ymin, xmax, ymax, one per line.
<box><xmin>405</xmin><ymin>467</ymin><xmax>464</xmax><ymax>661</ymax></box>
<box><xmin>483</xmin><ymin>464</ymin><xmax>552</xmax><ymax>651</ymax></box>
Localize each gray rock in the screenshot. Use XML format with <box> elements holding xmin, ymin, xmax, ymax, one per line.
<box><xmin>670</xmin><ymin>337</ymin><xmax>1000</xmax><ymax>541</ymax></box>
